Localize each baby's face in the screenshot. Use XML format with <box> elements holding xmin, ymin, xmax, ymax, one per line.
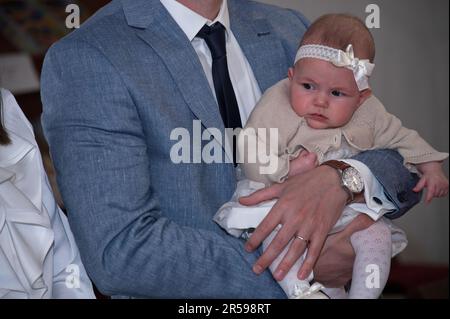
<box><xmin>288</xmin><ymin>58</ymin><xmax>369</xmax><ymax>129</ymax></box>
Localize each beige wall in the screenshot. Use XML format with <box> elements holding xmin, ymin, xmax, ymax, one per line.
<box><xmin>257</xmin><ymin>0</ymin><xmax>449</xmax><ymax>265</ymax></box>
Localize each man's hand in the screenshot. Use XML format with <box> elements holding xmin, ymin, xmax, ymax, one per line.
<box><xmin>313</xmin><ymin>214</ymin><xmax>374</xmax><ymax>287</ymax></box>
<box><xmin>240</xmin><ymin>165</ymin><xmax>350</xmax><ymax>281</ymax></box>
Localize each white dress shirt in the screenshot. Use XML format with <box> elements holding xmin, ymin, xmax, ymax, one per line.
<box><xmin>160</xmin><ymin>0</ymin><xmax>394</xmax><ymax>220</ymax></box>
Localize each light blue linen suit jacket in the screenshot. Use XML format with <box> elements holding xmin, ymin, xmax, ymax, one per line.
<box><xmin>41</xmin><ymin>0</ymin><xmax>420</xmax><ymax>298</ymax></box>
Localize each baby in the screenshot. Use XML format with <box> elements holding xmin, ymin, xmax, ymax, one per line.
<box><xmin>214</xmin><ymin>14</ymin><xmax>449</xmax><ymax>299</ymax></box>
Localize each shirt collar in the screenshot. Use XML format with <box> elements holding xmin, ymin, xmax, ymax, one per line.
<box><xmin>160</xmin><ymin>0</ymin><xmax>230</xmax><ymax>41</ymax></box>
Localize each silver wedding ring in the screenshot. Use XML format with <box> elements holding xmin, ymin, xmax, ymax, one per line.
<box><xmin>295</xmin><ymin>234</ymin><xmax>310</xmax><ymax>245</ymax></box>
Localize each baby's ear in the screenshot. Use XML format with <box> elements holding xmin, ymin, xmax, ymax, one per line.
<box><xmin>288</xmin><ymin>67</ymin><xmax>294</xmax><ymax>81</ymax></box>
<box><xmin>358</xmin><ymin>89</ymin><xmax>372</xmax><ymax>106</ymax></box>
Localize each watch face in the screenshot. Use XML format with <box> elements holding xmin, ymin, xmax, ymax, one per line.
<box><xmin>342</xmin><ymin>167</ymin><xmax>364</xmax><ymax>193</ymax></box>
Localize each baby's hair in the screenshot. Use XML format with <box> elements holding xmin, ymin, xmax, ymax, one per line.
<box><xmin>300</xmin><ymin>14</ymin><xmax>375</xmax><ymax>63</ymax></box>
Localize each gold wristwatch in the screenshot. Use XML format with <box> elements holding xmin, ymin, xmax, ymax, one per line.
<box><xmin>321</xmin><ymin>160</ymin><xmax>364</xmax><ymax>204</ymax></box>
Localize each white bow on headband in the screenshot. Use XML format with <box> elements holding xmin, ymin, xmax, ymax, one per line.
<box><xmin>294</xmin><ymin>44</ymin><xmax>375</xmax><ymax>91</ymax></box>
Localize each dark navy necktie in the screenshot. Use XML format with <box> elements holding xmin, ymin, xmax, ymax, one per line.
<box><xmin>197</xmin><ymin>23</ymin><xmax>242</xmax><ymax>164</ymax></box>
<box><xmin>197</xmin><ymin>22</ymin><xmax>242</xmax><ymax>130</ymax></box>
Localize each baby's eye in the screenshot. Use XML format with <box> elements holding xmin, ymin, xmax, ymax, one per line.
<box><xmin>302</xmin><ymin>83</ymin><xmax>314</xmax><ymax>90</ymax></box>
<box><xmin>331</xmin><ymin>90</ymin><xmax>345</xmax><ymax>97</ymax></box>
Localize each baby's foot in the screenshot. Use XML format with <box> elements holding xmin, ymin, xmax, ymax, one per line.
<box><xmin>292</xmin><ymin>282</ymin><xmax>328</xmax><ymax>299</ymax></box>
<box><xmin>289</xmin><ymin>151</ymin><xmax>318</xmax><ymax>177</ymax></box>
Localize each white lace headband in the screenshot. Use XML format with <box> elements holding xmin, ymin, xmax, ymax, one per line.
<box><xmin>294</xmin><ymin>44</ymin><xmax>375</xmax><ymax>91</ymax></box>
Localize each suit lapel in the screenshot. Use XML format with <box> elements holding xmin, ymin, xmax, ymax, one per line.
<box><xmin>123</xmin><ymin>0</ymin><xmax>224</xmax><ymax>131</ymax></box>
<box><xmin>228</xmin><ymin>0</ymin><xmax>287</xmax><ymax>93</ymax></box>
<box><xmin>121</xmin><ymin>0</ymin><xmax>287</xmax><ymax>148</ymax></box>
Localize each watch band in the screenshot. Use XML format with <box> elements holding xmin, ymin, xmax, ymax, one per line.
<box><xmin>321</xmin><ymin>160</ymin><xmax>351</xmax><ymax>171</ymax></box>
<box><xmin>321</xmin><ymin>160</ymin><xmax>354</xmax><ymax>204</ymax></box>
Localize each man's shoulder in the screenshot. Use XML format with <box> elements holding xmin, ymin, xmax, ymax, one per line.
<box><xmin>230</xmin><ymin>0</ymin><xmax>309</xmax><ymax>27</ymax></box>
<box><xmin>47</xmin><ymin>0</ymin><xmax>126</xmax><ymax>54</ymax></box>
<box><xmin>229</xmin><ymin>0</ymin><xmax>309</xmax><ymax>51</ymax></box>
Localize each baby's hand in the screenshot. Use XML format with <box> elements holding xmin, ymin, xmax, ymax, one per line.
<box><xmin>413</xmin><ymin>162</ymin><xmax>449</xmax><ymax>203</ymax></box>
<box><xmin>288</xmin><ymin>151</ymin><xmax>318</xmax><ymax>177</ymax></box>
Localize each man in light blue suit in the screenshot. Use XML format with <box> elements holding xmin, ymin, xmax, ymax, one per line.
<box><xmin>41</xmin><ymin>0</ymin><xmax>420</xmax><ymax>298</ymax></box>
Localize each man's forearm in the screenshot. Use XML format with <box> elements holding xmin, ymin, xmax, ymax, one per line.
<box><xmin>82</xmin><ymin>213</ymin><xmax>286</xmax><ymax>298</ymax></box>
<box><xmin>43</xmin><ymin>108</ymin><xmax>286</xmax><ymax>298</ymax></box>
